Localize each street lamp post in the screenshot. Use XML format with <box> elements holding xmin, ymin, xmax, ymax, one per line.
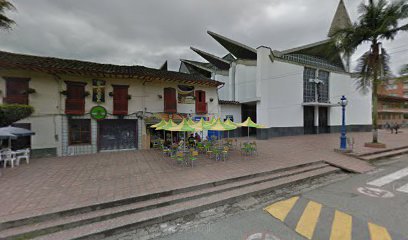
<box><xmin>340</xmin><ymin>95</ymin><xmax>348</xmax><ymax>150</ymax></box>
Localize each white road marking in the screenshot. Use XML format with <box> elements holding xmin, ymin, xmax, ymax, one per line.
<box><xmin>396</xmin><ymin>182</ymin><xmax>408</xmax><ymax>193</ymax></box>
<box><xmin>367</xmin><ymin>167</ymin><xmax>408</xmax><ymax>187</ymax></box>
<box><xmin>357</xmin><ymin>187</ymin><xmax>394</xmax><ymax>198</ymax></box>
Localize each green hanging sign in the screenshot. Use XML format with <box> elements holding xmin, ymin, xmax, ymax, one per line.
<box><xmin>90</xmin><ymin>106</ymin><xmax>107</xmax><ymax>120</ymax></box>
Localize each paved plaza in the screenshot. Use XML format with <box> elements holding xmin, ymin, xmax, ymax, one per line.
<box><xmin>0</xmin><ymin>130</ymin><xmax>406</xmax><ymax>223</ymax></box>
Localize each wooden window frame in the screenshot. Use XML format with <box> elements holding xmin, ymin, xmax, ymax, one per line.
<box><xmin>164</xmin><ymin>87</ymin><xmax>177</xmax><ymax>113</ymax></box>
<box><xmin>4</xmin><ymin>77</ymin><xmax>30</xmax><ymax>105</ymax></box>
<box><xmin>65</xmin><ymin>81</ymin><xmax>87</xmax><ymax>115</ymax></box>
<box><xmin>68</xmin><ymin>119</ymin><xmax>91</xmax><ymax>145</ymax></box>
<box><xmin>112</xmin><ymin>84</ymin><xmax>129</xmax><ymax>115</ymax></box>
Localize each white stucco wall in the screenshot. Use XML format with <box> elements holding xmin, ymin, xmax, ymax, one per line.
<box><xmin>235</xmin><ymin>64</ymin><xmax>257</xmax><ymax>103</ymax></box>
<box><xmin>256</xmin><ymin>47</ymin><xmax>304</xmax><ymax>128</ymax></box>
<box><xmin>220</xmin><ymin>104</ymin><xmax>242</xmax><ymax>123</ymax></box>
<box><xmin>329</xmin><ymin>73</ymin><xmax>372</xmax><ymax>126</ymax></box>
<box><xmin>215</xmin><ymin>74</ymin><xmax>230</xmax><ymax>101</ymax></box>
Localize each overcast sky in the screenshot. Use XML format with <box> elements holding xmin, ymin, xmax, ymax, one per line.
<box><xmin>1</xmin><ymin>0</ymin><xmax>407</xmax><ymax>74</ymax></box>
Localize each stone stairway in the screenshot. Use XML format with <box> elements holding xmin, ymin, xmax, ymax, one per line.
<box><xmin>0</xmin><ymin>161</ymin><xmax>341</xmax><ymax>240</ymax></box>
<box><xmin>354</xmin><ymin>146</ymin><xmax>408</xmax><ymax>161</ymax></box>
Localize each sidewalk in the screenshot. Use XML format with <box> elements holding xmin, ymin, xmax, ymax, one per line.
<box><xmin>1</xmin><ymin>131</ymin><xmax>402</xmax><ymax>222</ymax></box>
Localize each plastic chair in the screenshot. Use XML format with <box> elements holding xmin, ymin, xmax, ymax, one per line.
<box><xmin>3</xmin><ymin>151</ymin><xmax>17</xmax><ymax>168</ymax></box>
<box><xmin>205</xmin><ymin>145</ymin><xmax>213</xmax><ymax>158</ymax></box>
<box><xmin>252</xmin><ymin>141</ymin><xmax>258</xmax><ymax>155</ymax></box>
<box><xmin>176</xmin><ymin>152</ymin><xmax>185</xmax><ymax>166</ymax></box>
<box><xmin>222</xmin><ymin>146</ymin><xmax>229</xmax><ymax>161</ymax></box>
<box><xmin>17</xmin><ymin>148</ymin><xmax>30</xmax><ymax>165</ymax></box>
<box><xmin>190</xmin><ymin>151</ymin><xmax>199</xmax><ymax>167</ymax></box>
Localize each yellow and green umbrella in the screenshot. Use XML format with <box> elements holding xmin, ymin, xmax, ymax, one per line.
<box><xmin>207</xmin><ymin>118</ymin><xmax>237</xmax><ymax>146</ymax></box>
<box><xmin>224</xmin><ymin>118</ymin><xmax>239</xmax><ymax>139</ymax></box>
<box><xmin>238</xmin><ymin>117</ymin><xmax>266</xmax><ymax>140</ymax></box>
<box><xmin>156</xmin><ymin>119</ymin><xmax>176</xmax><ymax>130</ymax></box>
<box><xmin>150</xmin><ymin>120</ymin><xmax>168</xmax><ymax>143</ymax></box>
<box><xmin>168</xmin><ymin>119</ymin><xmax>197</xmax><ymax>132</ymax></box>
<box><xmin>208</xmin><ymin>118</ymin><xmax>237</xmax><ymax>131</ymax></box>
<box><xmin>195</xmin><ymin>118</ymin><xmax>212</xmax><ymax>131</ymax></box>
<box><xmin>207</xmin><ymin>118</ymin><xmax>216</xmax><ymax>125</ymax></box>
<box><xmin>150</xmin><ymin>119</ymin><xmax>167</xmax><ymax>129</ymax></box>
<box><xmin>187</xmin><ymin>118</ymin><xmax>196</xmax><ymax>127</ymax></box>
<box><xmin>157</xmin><ymin>119</ymin><xmax>177</xmax><ymax>144</ymax></box>
<box><xmin>168</xmin><ymin>119</ymin><xmax>198</xmax><ymax>151</ymax></box>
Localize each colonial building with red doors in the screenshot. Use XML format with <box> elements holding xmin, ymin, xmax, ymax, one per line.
<box><xmin>0</xmin><ymin>51</ymin><xmax>223</xmax><ymax>157</ymax></box>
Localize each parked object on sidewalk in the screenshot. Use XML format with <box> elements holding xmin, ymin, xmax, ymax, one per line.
<box><xmin>1</xmin><ymin>150</ymin><xmax>17</xmax><ymax>168</ymax></box>
<box><xmin>16</xmin><ymin>148</ymin><xmax>30</xmax><ymax>165</ymax></box>
<box><xmin>347</xmin><ymin>137</ymin><xmax>355</xmax><ymax>152</ymax></box>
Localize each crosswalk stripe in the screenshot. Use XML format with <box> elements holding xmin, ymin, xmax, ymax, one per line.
<box><xmin>264</xmin><ymin>196</ymin><xmax>299</xmax><ymax>221</ymax></box>
<box><xmin>367</xmin><ymin>167</ymin><xmax>408</xmax><ymax>187</ymax></box>
<box><xmin>396</xmin><ymin>182</ymin><xmax>408</xmax><ymax>193</ymax></box>
<box><xmin>265</xmin><ymin>196</ymin><xmax>401</xmax><ymax>240</ymax></box>
<box><xmin>295</xmin><ymin>201</ymin><xmax>322</xmax><ymax>239</ymax></box>
<box><xmin>368</xmin><ymin>222</ymin><xmax>392</xmax><ymax>240</ymax></box>
<box><xmin>330</xmin><ymin>210</ymin><xmax>352</xmax><ymax>240</ymax></box>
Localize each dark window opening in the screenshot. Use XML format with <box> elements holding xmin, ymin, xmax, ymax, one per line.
<box><xmin>69</xmin><ymin>119</ymin><xmax>91</xmax><ymax>145</ymax></box>
<box><xmin>4</xmin><ymin>77</ymin><xmax>29</xmax><ymax>104</ymax></box>
<box><xmin>112</xmin><ymin>85</ymin><xmax>129</xmax><ymax>115</ymax></box>
<box><xmin>65</xmin><ymin>81</ymin><xmax>86</xmax><ymax>115</ymax></box>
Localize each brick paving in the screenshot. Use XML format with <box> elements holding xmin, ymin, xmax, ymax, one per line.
<box><xmin>0</xmin><ymin>130</ymin><xmax>405</xmax><ymax>222</ymax></box>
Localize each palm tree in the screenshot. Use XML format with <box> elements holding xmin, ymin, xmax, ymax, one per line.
<box><xmin>332</xmin><ymin>0</ymin><xmax>408</xmax><ymax>144</ymax></box>
<box><xmin>0</xmin><ymin>0</ymin><xmax>15</xmax><ymax>30</ymax></box>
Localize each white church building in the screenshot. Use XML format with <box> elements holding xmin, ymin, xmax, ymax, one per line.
<box><xmin>180</xmin><ymin>0</ymin><xmax>372</xmax><ymax>139</ymax></box>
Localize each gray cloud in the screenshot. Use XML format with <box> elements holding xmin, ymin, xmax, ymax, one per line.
<box><xmin>1</xmin><ymin>0</ymin><xmax>407</xmax><ymax>73</ymax></box>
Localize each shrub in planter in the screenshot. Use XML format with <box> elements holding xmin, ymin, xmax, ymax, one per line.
<box><xmin>0</xmin><ymin>104</ymin><xmax>34</xmax><ymax>127</ymax></box>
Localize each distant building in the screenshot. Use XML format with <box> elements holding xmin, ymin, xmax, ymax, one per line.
<box><xmin>377</xmin><ymin>76</ymin><xmax>408</xmax><ymax>127</ymax></box>
<box><xmin>0</xmin><ymin>51</ymin><xmax>222</xmax><ymax>157</ymax></box>
<box><xmin>181</xmin><ymin>0</ymin><xmax>372</xmax><ymax>139</ymax></box>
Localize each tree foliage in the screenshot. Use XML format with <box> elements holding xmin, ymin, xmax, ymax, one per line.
<box><xmin>331</xmin><ymin>0</ymin><xmax>408</xmax><ymax>143</ymax></box>
<box><xmin>0</xmin><ymin>104</ymin><xmax>34</xmax><ymax>127</ymax></box>
<box><xmin>0</xmin><ymin>0</ymin><xmax>15</xmax><ymax>30</ymax></box>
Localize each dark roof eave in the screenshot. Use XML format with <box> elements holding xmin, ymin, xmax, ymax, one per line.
<box><xmin>0</xmin><ymin>51</ymin><xmax>224</xmax><ymax>87</ymax></box>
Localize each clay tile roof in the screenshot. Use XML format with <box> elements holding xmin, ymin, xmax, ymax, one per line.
<box><xmin>219</xmin><ymin>100</ymin><xmax>241</xmax><ymax>105</ymax></box>
<box><xmin>0</xmin><ymin>51</ymin><xmax>224</xmax><ymax>87</ymax></box>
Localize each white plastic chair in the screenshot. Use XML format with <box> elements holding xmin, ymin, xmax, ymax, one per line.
<box><xmin>3</xmin><ymin>151</ymin><xmax>17</xmax><ymax>168</ymax></box>
<box><xmin>17</xmin><ymin>148</ymin><xmax>30</xmax><ymax>165</ymax></box>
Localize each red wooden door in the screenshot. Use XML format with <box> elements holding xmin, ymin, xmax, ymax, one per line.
<box><xmin>65</xmin><ymin>83</ymin><xmax>85</xmax><ymax>115</ymax></box>
<box><xmin>195</xmin><ymin>90</ymin><xmax>207</xmax><ymax>114</ymax></box>
<box><xmin>164</xmin><ymin>88</ymin><xmax>177</xmax><ymax>113</ymax></box>
<box><xmin>113</xmin><ymin>85</ymin><xmax>129</xmax><ymax>115</ymax></box>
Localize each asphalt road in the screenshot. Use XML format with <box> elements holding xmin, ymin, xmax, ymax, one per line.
<box><xmin>155</xmin><ymin>156</ymin><xmax>408</xmax><ymax>240</ymax></box>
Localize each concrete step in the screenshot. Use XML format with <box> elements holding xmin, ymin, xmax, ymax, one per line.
<box><xmin>355</xmin><ymin>145</ymin><xmax>408</xmax><ymax>157</ymax></box>
<box><xmin>0</xmin><ymin>161</ymin><xmax>326</xmax><ymax>228</ymax></box>
<box><xmin>360</xmin><ymin>147</ymin><xmax>408</xmax><ymax>161</ymax></box>
<box><xmin>32</xmin><ymin>166</ymin><xmax>339</xmax><ymax>240</ymax></box>
<box><xmin>0</xmin><ymin>162</ymin><xmax>339</xmax><ymax>240</ymax></box>
<box><xmin>0</xmin><ymin>163</ymin><xmax>331</xmax><ymax>239</ymax></box>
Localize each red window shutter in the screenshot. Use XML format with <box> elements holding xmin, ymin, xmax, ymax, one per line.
<box><xmin>195</xmin><ymin>90</ymin><xmax>207</xmax><ymax>114</ymax></box>
<box><xmin>5</xmin><ymin>78</ymin><xmax>29</xmax><ymax>105</ymax></box>
<box><xmin>113</xmin><ymin>85</ymin><xmax>129</xmax><ymax>115</ymax></box>
<box><xmin>164</xmin><ymin>88</ymin><xmax>177</xmax><ymax>113</ymax></box>
<box><xmin>65</xmin><ymin>82</ymin><xmax>86</xmax><ymax>115</ymax></box>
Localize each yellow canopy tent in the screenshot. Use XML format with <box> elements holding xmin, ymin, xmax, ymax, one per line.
<box><xmin>168</xmin><ymin>119</ymin><xmax>199</xmax><ymax>151</ymax></box>
<box><xmin>157</xmin><ymin>119</ymin><xmax>177</xmax><ymax>144</ymax></box>
<box><xmin>150</xmin><ymin>120</ymin><xmax>168</xmax><ymax>144</ymax></box>
<box><xmin>238</xmin><ymin>117</ymin><xmax>266</xmax><ymax>140</ymax></box>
